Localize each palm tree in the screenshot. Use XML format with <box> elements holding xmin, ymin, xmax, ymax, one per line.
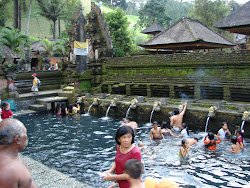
<box><xmin>37</xmin><ymin>0</ymin><xmax>64</xmax><ymax>39</ymax></box>
<box><xmin>1</xmin><ymin>28</ymin><xmax>28</xmax><ymax>54</ymax></box>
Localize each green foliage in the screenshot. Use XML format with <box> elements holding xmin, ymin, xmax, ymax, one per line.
<box><xmin>163</xmin><ymin>0</ymin><xmax>194</xmax><ymax>25</ymax></box>
<box><xmin>104</xmin><ymin>8</ymin><xmax>135</xmax><ymax>57</ymax></box>
<box><xmin>0</xmin><ymin>28</ymin><xmax>29</xmax><ymax>54</ymax></box>
<box><xmin>188</xmin><ymin>0</ymin><xmax>230</xmax><ymax>34</ymax></box>
<box><xmin>0</xmin><ymin>0</ymin><xmax>9</xmax><ymax>28</ymax></box>
<box><xmin>40</xmin><ymin>38</ymin><xmax>67</xmax><ymax>57</ymax></box>
<box><xmin>138</xmin><ymin>0</ymin><xmax>171</xmax><ymax>28</ymax></box>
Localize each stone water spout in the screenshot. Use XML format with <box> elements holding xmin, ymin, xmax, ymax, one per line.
<box><xmin>241</xmin><ymin>111</ymin><xmax>249</xmax><ymax>130</ymax></box>
<box><xmin>105</xmin><ymin>98</ymin><xmax>117</xmax><ymax>117</ymax></box>
<box><xmin>125</xmin><ymin>99</ymin><xmax>138</xmax><ymax>119</ymax></box>
<box><xmin>92</xmin><ymin>98</ymin><xmax>100</xmax><ymax>106</ymax></box>
<box><xmin>205</xmin><ymin>106</ymin><xmax>217</xmax><ymax>133</ymax></box>
<box><xmin>150</xmin><ymin>101</ymin><xmax>162</xmax><ymax>124</ymax></box>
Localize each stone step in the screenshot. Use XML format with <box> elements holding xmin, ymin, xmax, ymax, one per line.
<box><xmin>36</xmin><ymin>96</ymin><xmax>68</xmax><ymax>105</ymax></box>
<box><xmin>13</xmin><ymin>109</ymin><xmax>38</xmax><ymax>116</ymax></box>
<box><xmin>29</xmin><ymin>104</ymin><xmax>47</xmax><ymax>112</ymax></box>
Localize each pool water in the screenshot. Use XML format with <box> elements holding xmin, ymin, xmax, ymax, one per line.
<box><xmin>18</xmin><ymin>113</ymin><xmax>250</xmax><ymax>188</ymax></box>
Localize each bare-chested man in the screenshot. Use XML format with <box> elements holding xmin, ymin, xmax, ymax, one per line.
<box><xmin>170</xmin><ymin>102</ymin><xmax>188</xmax><ymax>129</ymax></box>
<box><xmin>150</xmin><ymin>121</ymin><xmax>165</xmax><ymax>141</ymax></box>
<box><xmin>0</xmin><ymin>118</ymin><xmax>38</xmax><ymax>188</ymax></box>
<box><xmin>126</xmin><ymin>116</ymin><xmax>138</xmax><ymax>130</ymax></box>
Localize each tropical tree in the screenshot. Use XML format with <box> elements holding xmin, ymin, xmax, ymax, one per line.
<box><xmin>105</xmin><ymin>8</ymin><xmax>134</xmax><ymax>57</ymax></box>
<box><xmin>188</xmin><ymin>0</ymin><xmax>230</xmax><ymax>33</ymax></box>
<box><xmin>1</xmin><ymin>28</ymin><xmax>28</xmax><ymax>54</ymax></box>
<box><xmin>138</xmin><ymin>0</ymin><xmax>171</xmax><ymax>28</ymax></box>
<box><xmin>37</xmin><ymin>0</ymin><xmax>64</xmax><ymax>39</ymax></box>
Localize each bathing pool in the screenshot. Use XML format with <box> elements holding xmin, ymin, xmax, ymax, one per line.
<box><xmin>18</xmin><ymin>113</ymin><xmax>250</xmax><ymax>188</ymax></box>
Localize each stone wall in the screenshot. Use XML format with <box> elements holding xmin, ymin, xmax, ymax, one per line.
<box><xmin>89</xmin><ymin>50</ymin><xmax>250</xmax><ymax>102</ymax></box>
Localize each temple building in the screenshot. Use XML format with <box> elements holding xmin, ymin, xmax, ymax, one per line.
<box><xmin>140</xmin><ymin>17</ymin><xmax>235</xmax><ymax>54</ymax></box>
<box><xmin>214</xmin><ymin>1</ymin><xmax>250</xmax><ymax>49</ymax></box>
<box><xmin>140</xmin><ymin>22</ymin><xmax>165</xmax><ymax>36</ymax></box>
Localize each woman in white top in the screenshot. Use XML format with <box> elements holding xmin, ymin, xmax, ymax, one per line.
<box><xmin>217</xmin><ymin>122</ymin><xmax>231</xmax><ymax>139</ymax></box>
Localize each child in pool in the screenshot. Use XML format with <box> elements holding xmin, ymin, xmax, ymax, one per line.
<box><xmin>161</xmin><ymin>121</ymin><xmax>175</xmax><ymax>137</ymax></box>
<box><xmin>235</xmin><ymin>129</ymin><xmax>245</xmax><ymax>150</ymax></box>
<box><xmin>178</xmin><ymin>139</ymin><xmax>190</xmax><ymax>159</ymax></box>
<box><xmin>125</xmin><ymin>159</ymin><xmax>144</xmax><ymax>188</ymax></box>
<box><xmin>68</xmin><ymin>104</ymin><xmax>75</xmax><ymax>115</ymax></box>
<box><xmin>226</xmin><ymin>135</ymin><xmax>240</xmax><ymax>154</ymax></box>
<box><xmin>204</xmin><ymin>132</ymin><xmax>222</xmax><ymax>150</ymax></box>
<box><xmin>174</xmin><ymin>123</ymin><xmax>189</xmax><ymax>138</ymax></box>
<box><xmin>1</xmin><ymin>102</ymin><xmax>13</xmax><ymax>120</ymax></box>
<box><xmin>150</xmin><ymin>121</ymin><xmax>165</xmax><ymax>141</ymax></box>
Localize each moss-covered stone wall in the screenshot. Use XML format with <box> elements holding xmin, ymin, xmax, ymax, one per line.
<box><xmin>89</xmin><ymin>50</ymin><xmax>250</xmax><ymax>102</ymax></box>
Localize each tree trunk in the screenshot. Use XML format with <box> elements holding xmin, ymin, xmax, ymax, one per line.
<box><xmin>18</xmin><ymin>0</ymin><xmax>22</xmax><ymax>31</ymax></box>
<box><xmin>26</xmin><ymin>0</ymin><xmax>32</xmax><ymax>35</ymax></box>
<box><xmin>53</xmin><ymin>20</ymin><xmax>57</xmax><ymax>39</ymax></box>
<box><xmin>58</xmin><ymin>17</ymin><xmax>61</xmax><ymax>38</ymax></box>
<box><xmin>14</xmin><ymin>0</ymin><xmax>18</xmax><ymax>29</ymax></box>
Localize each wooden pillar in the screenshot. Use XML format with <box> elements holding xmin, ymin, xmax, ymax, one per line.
<box><xmin>156</xmin><ymin>49</ymin><xmax>158</xmax><ymax>55</ymax></box>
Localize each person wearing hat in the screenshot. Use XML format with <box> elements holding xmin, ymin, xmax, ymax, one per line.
<box><xmin>31</xmin><ymin>73</ymin><xmax>39</xmax><ymax>94</ymax></box>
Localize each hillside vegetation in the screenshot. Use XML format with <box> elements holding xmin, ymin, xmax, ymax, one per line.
<box><xmin>4</xmin><ymin>0</ymin><xmax>146</xmax><ymax>42</ymax></box>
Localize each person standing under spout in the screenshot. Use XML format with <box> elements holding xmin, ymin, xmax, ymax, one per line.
<box><xmin>170</xmin><ymin>102</ymin><xmax>188</xmax><ymax>130</ymax></box>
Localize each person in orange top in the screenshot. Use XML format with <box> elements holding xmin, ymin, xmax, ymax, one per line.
<box><xmin>204</xmin><ymin>132</ymin><xmax>222</xmax><ymax>150</ymax></box>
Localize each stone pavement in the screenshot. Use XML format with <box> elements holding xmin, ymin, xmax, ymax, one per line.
<box><xmin>21</xmin><ymin>154</ymin><xmax>93</xmax><ymax>188</ymax></box>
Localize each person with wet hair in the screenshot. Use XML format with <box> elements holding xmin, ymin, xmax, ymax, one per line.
<box><xmin>150</xmin><ymin>121</ymin><xmax>165</xmax><ymax>141</ymax></box>
<box><xmin>179</xmin><ymin>139</ymin><xmax>190</xmax><ymax>159</ymax></box>
<box><xmin>235</xmin><ymin>129</ymin><xmax>245</xmax><ymax>150</ymax></box>
<box><xmin>204</xmin><ymin>132</ymin><xmax>222</xmax><ymax>150</ymax></box>
<box><xmin>170</xmin><ymin>102</ymin><xmax>188</xmax><ymax>129</ymax></box>
<box><xmin>226</xmin><ymin>135</ymin><xmax>240</xmax><ymax>154</ymax></box>
<box><xmin>161</xmin><ymin>121</ymin><xmax>175</xmax><ymax>137</ymax></box>
<box><xmin>126</xmin><ymin>116</ymin><xmax>138</xmax><ymax>130</ymax></box>
<box><xmin>103</xmin><ymin>126</ymin><xmax>141</xmax><ymax>188</ymax></box>
<box><xmin>174</xmin><ymin>123</ymin><xmax>189</xmax><ymax>138</ymax></box>
<box><xmin>125</xmin><ymin>159</ymin><xmax>144</xmax><ymax>188</ymax></box>
<box><xmin>217</xmin><ymin>122</ymin><xmax>231</xmax><ymax>140</ymax></box>
<box><xmin>60</xmin><ymin>102</ymin><xmax>68</xmax><ymax>116</ymax></box>
<box><xmin>0</xmin><ymin>118</ymin><xmax>38</xmax><ymax>188</ymax></box>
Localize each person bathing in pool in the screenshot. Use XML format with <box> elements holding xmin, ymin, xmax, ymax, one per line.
<box><xmin>150</xmin><ymin>121</ymin><xmax>165</xmax><ymax>141</ymax></box>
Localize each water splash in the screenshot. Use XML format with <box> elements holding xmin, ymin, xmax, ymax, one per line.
<box><xmin>205</xmin><ymin>116</ymin><xmax>210</xmax><ymax>133</ymax></box>
<box><xmin>87</xmin><ymin>103</ymin><xmax>94</xmax><ymax>114</ymax></box>
<box><xmin>150</xmin><ymin>107</ymin><xmax>156</xmax><ymax>124</ymax></box>
<box><xmin>126</xmin><ymin>106</ymin><xmax>131</xmax><ymax>120</ymax></box>
<box><xmin>241</xmin><ymin>121</ymin><xmax>245</xmax><ymax>130</ymax></box>
<box><xmin>105</xmin><ymin>104</ymin><xmax>112</xmax><ymax>118</ymax></box>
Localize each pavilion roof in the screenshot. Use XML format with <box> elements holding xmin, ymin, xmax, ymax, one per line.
<box><xmin>1</xmin><ymin>45</ymin><xmax>19</xmax><ymax>58</ymax></box>
<box><xmin>140</xmin><ymin>17</ymin><xmax>235</xmax><ymax>50</ymax></box>
<box><xmin>140</xmin><ymin>22</ymin><xmax>165</xmax><ymax>35</ymax></box>
<box><xmin>214</xmin><ymin>1</ymin><xmax>250</xmax><ymax>35</ymax></box>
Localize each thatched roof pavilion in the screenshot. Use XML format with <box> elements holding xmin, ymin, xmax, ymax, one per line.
<box><xmin>141</xmin><ymin>22</ymin><xmax>165</xmax><ymax>36</ymax></box>
<box><xmin>214</xmin><ymin>1</ymin><xmax>250</xmax><ymax>35</ymax></box>
<box><xmin>139</xmin><ymin>17</ymin><xmax>235</xmax><ymax>52</ymax></box>
<box><xmin>1</xmin><ymin>45</ymin><xmax>19</xmax><ymax>58</ymax></box>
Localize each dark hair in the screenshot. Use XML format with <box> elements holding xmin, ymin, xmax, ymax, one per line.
<box><xmin>222</xmin><ymin>122</ymin><xmax>227</xmax><ymax>127</ymax></box>
<box><xmin>208</xmin><ymin>132</ymin><xmax>214</xmax><ymax>140</ymax></box>
<box><xmin>125</xmin><ymin>159</ymin><xmax>143</xmax><ymax>179</ymax></box>
<box><xmin>115</xmin><ymin>126</ymin><xmax>135</xmax><ymax>145</ymax></box>
<box><xmin>194</xmin><ymin>137</ymin><xmax>199</xmax><ymax>141</ymax></box>
<box><xmin>235</xmin><ymin>129</ymin><xmax>244</xmax><ymax>136</ymax></box>
<box><xmin>2</xmin><ymin>102</ymin><xmax>9</xmax><ymax>109</ymax></box>
<box><xmin>152</xmin><ymin>121</ymin><xmax>158</xmax><ymax>125</ymax></box>
<box><xmin>182</xmin><ymin>123</ymin><xmax>189</xmax><ymax>135</ymax></box>
<box><xmin>174</xmin><ymin>108</ymin><xmax>179</xmax><ymax>115</ymax></box>
<box><xmin>56</xmin><ymin>103</ymin><xmax>61</xmax><ymax>113</ymax></box>
<box><xmin>181</xmin><ymin>138</ymin><xmax>187</xmax><ymax>146</ymax></box>
<box><xmin>61</xmin><ymin>102</ymin><xmax>67</xmax><ymax>116</ymax></box>
<box><xmin>127</xmin><ymin>116</ymin><xmax>133</xmax><ymax>121</ymax></box>
<box><xmin>231</xmin><ymin>135</ymin><xmax>237</xmax><ymax>144</ymax></box>
<box><xmin>68</xmin><ymin>104</ymin><xmax>73</xmax><ymax>113</ymax></box>
<box><xmin>161</xmin><ymin>121</ymin><xmax>170</xmax><ymax>129</ymax></box>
